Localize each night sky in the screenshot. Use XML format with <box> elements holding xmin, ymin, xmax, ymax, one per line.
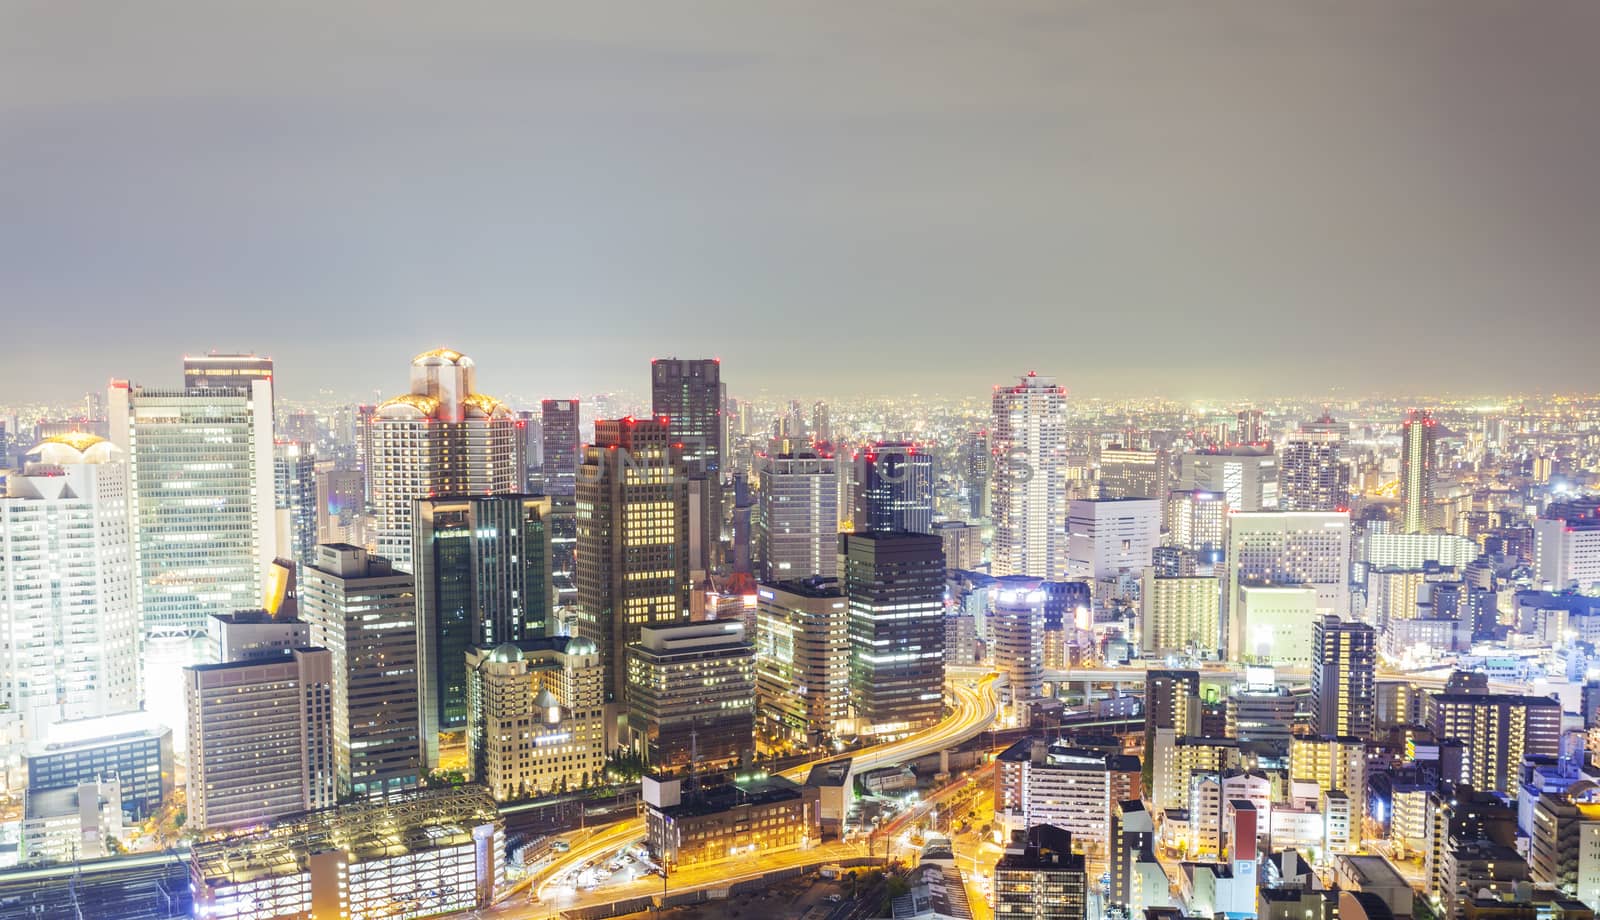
<box><xmin>4</xmin><ymin>1</ymin><xmax>1598</xmax><ymax>402</ymax></box>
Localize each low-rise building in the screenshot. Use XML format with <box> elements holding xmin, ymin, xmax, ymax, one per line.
<box><xmin>21</xmin><ymin>780</ymin><xmax>124</xmax><ymax>864</ymax></box>
<box><xmin>191</xmin><ymin>786</ymin><xmax>504</xmax><ymax>920</ymax></box>
<box><xmin>26</xmin><ymin>712</ymin><xmax>173</xmax><ymax>821</ymax></box>
<box><xmin>644</xmin><ymin>771</ymin><xmax>820</xmax><ymax>870</ymax></box>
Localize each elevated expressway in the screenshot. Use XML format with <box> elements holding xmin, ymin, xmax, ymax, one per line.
<box><xmin>520</xmin><ymin>673</ymin><xmax>1003</xmax><ymax>910</ymax></box>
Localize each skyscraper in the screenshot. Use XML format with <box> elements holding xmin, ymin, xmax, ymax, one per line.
<box><xmin>991</xmin><ymin>577</ymin><xmax>1047</xmax><ymax>709</ymax></box>
<box><xmin>540</xmin><ymin>398</ymin><xmax>580</xmax><ymax>498</ymax></box>
<box><xmin>413</xmin><ymin>494</ymin><xmax>553</xmax><ymax>765</ymax></box>
<box><xmin>1280</xmin><ymin>419</ymin><xmax>1351</xmax><ymax>512</ymax></box>
<box><xmin>754</xmin><ymin>579</ymin><xmax>850</xmax><ymax>749</ymax></box>
<box><xmin>300</xmin><ymin>544</ymin><xmax>422</xmax><ymax>796</ymax></box>
<box><xmin>0</xmin><ymin>434</ymin><xmax>140</xmax><ymax>757</ymax></box>
<box><xmin>756</xmin><ymin>446</ymin><xmax>839</xmax><ymax>581</ymax></box>
<box><xmin>368</xmin><ymin>348</ymin><xmax>523</xmax><ymax>571</ymax></box>
<box><xmin>1225</xmin><ymin>511</ymin><xmax>1352</xmax><ymax>660</ymax></box>
<box><xmin>626</xmin><ymin>621</ymin><xmax>755</xmax><ymax>770</ymax></box>
<box><xmin>1310</xmin><ymin>616</ymin><xmax>1376</xmax><ymax>739</ymax></box>
<box><xmin>991</xmin><ymin>373</ymin><xmax>1067</xmax><ymax>579</ymax></box>
<box><xmin>1098</xmin><ymin>446</ymin><xmax>1167</xmax><ymax>501</ymax></box>
<box><xmin>1401</xmin><ymin>409</ymin><xmax>1437</xmax><ymax>534</ymax></box>
<box><xmin>844</xmin><ymin>531</ymin><xmax>945</xmax><ymax>737</ymax></box>
<box><xmin>183</xmin><ymin>647</ymin><xmax>335</xmax><ymax>832</ymax></box>
<box><xmin>574</xmin><ymin>418</ymin><xmax>691</xmax><ymax>713</ymax></box>
<box><xmin>964</xmin><ymin>429</ymin><xmax>991</xmax><ymax>520</ymax></box>
<box><xmin>1178</xmin><ymin>446</ymin><xmax>1279</xmax><ymax>512</ymax></box>
<box><xmin>109</xmin><ymin>375</ymin><xmax>277</xmax><ymax>639</ymax></box>
<box><xmin>652</xmin><ymin>358</ymin><xmax>726</xmax><ymax>572</ymax></box>
<box><xmin>852</xmin><ymin>442</ymin><xmax>934</xmax><ymax>534</ymax></box>
<box><xmin>273</xmin><ymin>439</ymin><xmax>318</xmax><ymax>566</ymax></box>
<box><xmin>182</xmin><ymin>352</ymin><xmax>274</xmax><ymax>415</ymax></box>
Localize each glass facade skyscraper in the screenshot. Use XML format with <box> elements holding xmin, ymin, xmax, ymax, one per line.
<box><xmin>109</xmin><ymin>377</ymin><xmax>276</xmax><ymax>639</ymax></box>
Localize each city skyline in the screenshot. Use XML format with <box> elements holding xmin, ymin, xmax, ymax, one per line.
<box><xmin>5</xmin><ymin>1</ymin><xmax>1600</xmax><ymax>403</ymax></box>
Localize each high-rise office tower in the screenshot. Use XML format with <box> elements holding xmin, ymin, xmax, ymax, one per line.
<box><xmin>1533</xmin><ymin>509</ymin><xmax>1600</xmax><ymax>593</ymax></box>
<box><xmin>517</xmin><ymin>408</ymin><xmax>543</xmax><ymax>493</ymax></box>
<box><xmin>0</xmin><ymin>435</ymin><xmax>140</xmax><ymax>756</ymax></box>
<box><xmin>652</xmin><ymin>358</ymin><xmax>726</xmax><ymax>572</ymax></box>
<box><xmin>626</xmin><ymin>622</ymin><xmax>755</xmax><ymax>771</ymax></box>
<box><xmin>811</xmin><ymin>402</ymin><xmax>831</xmax><ymax>444</ymax></box>
<box><xmin>1225</xmin><ymin>511</ymin><xmax>1351</xmax><ymax>660</ymax></box>
<box><xmin>991</xmin><ymin>577</ymin><xmax>1047</xmax><ymax>709</ymax></box>
<box><xmin>300</xmin><ymin>544</ymin><xmax>422</xmax><ymax>797</ymax></box>
<box><xmin>1401</xmin><ymin>409</ymin><xmax>1437</xmax><ymax>534</ymax></box>
<box><xmin>1098</xmin><ymin>446</ymin><xmax>1167</xmax><ymax>500</ymax></box>
<box><xmin>574</xmin><ymin>418</ymin><xmax>690</xmax><ymax>711</ymax></box>
<box><xmin>182</xmin><ymin>352</ymin><xmax>274</xmax><ymax>410</ymax></box>
<box><xmin>183</xmin><ymin>647</ymin><xmax>335</xmax><ymax>832</ymax></box>
<box><xmin>109</xmin><ymin>375</ymin><xmax>277</xmax><ymax>639</ymax></box>
<box><xmin>852</xmin><ymin>442</ymin><xmax>934</xmax><ymax>534</ymax></box>
<box><xmin>1178</xmin><ymin>447</ymin><xmax>1279</xmax><ymax>512</ymax></box>
<box><xmin>540</xmin><ymin>398</ymin><xmax>580</xmax><ymax>498</ymax></box>
<box><xmin>844</xmin><ymin>531</ymin><xmax>945</xmax><ymax>737</ymax></box>
<box><xmin>1234</xmin><ymin>409</ymin><xmax>1267</xmax><ymax>445</ymax></box>
<box><xmin>1429</xmin><ymin>691</ymin><xmax>1561</xmax><ymax>798</ymax></box>
<box><xmin>368</xmin><ymin>348</ymin><xmax>523</xmax><ymax>571</ymax></box>
<box><xmin>1280</xmin><ymin>423</ymin><xmax>1351</xmax><ymax>513</ymax></box>
<box><xmin>465</xmin><ymin>636</ymin><xmax>606</xmax><ymax>799</ymax></box>
<box><xmin>413</xmin><ymin>494</ymin><xmax>553</xmax><ymax>765</ymax></box>
<box><xmin>1310</xmin><ymin>616</ymin><xmax>1376</xmax><ymax>739</ymax></box>
<box><xmin>756</xmin><ymin>447</ymin><xmax>839</xmax><ymax>581</ymax></box>
<box><xmin>754</xmin><ymin>579</ymin><xmax>850</xmax><ymax>749</ymax></box>
<box><xmin>964</xmin><ymin>429</ymin><xmax>991</xmax><ymax>520</ymax></box>
<box><xmin>273</xmin><ymin>439</ymin><xmax>318</xmax><ymax>566</ymax></box>
<box><xmin>1067</xmin><ymin>498</ymin><xmax>1162</xmax><ymax>583</ymax></box>
<box><xmin>933</xmin><ymin>520</ymin><xmax>983</xmax><ymax>573</ymax></box>
<box><xmin>353</xmin><ymin>402</ymin><xmax>376</xmax><ymax>506</ymax></box>
<box><xmin>991</xmin><ymin>373</ymin><xmax>1067</xmax><ymax>578</ymax></box>
<box><xmin>1164</xmin><ymin>490</ymin><xmax>1227</xmax><ymax>555</ymax></box>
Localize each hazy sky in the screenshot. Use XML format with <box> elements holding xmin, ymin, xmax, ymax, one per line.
<box><xmin>4</xmin><ymin>1</ymin><xmax>1598</xmax><ymax>404</ymax></box>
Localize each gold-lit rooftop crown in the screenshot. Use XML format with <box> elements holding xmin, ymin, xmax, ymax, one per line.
<box><xmin>43</xmin><ymin>431</ymin><xmax>107</xmax><ymax>452</ymax></box>
<box><xmin>412</xmin><ymin>347</ymin><xmax>472</xmax><ymax>366</ymax></box>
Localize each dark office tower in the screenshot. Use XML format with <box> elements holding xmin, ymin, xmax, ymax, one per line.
<box><xmin>273</xmin><ymin>440</ymin><xmax>318</xmax><ymax>565</ymax></box>
<box><xmin>1310</xmin><ymin>616</ymin><xmax>1376</xmax><ymax>739</ymax></box>
<box><xmin>965</xmin><ymin>429</ymin><xmax>991</xmax><ymax>519</ymax></box>
<box><xmin>994</xmin><ymin>825</ymin><xmax>1088</xmax><ymax>920</ymax></box>
<box><xmin>844</xmin><ymin>531</ymin><xmax>945</xmax><ymax>737</ymax></box>
<box><xmin>574</xmin><ymin>418</ymin><xmax>691</xmax><ymax>709</ymax></box>
<box><xmin>183</xmin><ymin>352</ymin><xmax>274</xmax><ymax>394</ymax></box>
<box><xmin>413</xmin><ymin>494</ymin><xmax>553</xmax><ymax>766</ymax></box>
<box><xmin>812</xmin><ymin>401</ymin><xmax>832</xmax><ymax>445</ymax></box>
<box><xmin>517</xmin><ymin>409</ymin><xmax>542</xmax><ymax>492</ymax></box>
<box><xmin>652</xmin><ymin>358</ymin><xmax>726</xmax><ymax>573</ymax></box>
<box><xmin>1144</xmin><ymin>670</ymin><xmax>1201</xmax><ymax>737</ymax></box>
<box><xmin>1401</xmin><ymin>409</ymin><xmax>1437</xmax><ymax>534</ymax></box>
<box><xmin>853</xmin><ymin>443</ymin><xmax>935</xmax><ymax>535</ymax></box>
<box><xmin>548</xmin><ymin>495</ymin><xmax>577</xmax><ymax>612</ymax></box>
<box><xmin>1280</xmin><ymin>423</ymin><xmax>1351</xmax><ymax>512</ymax></box>
<box><xmin>300</xmin><ymin>544</ymin><xmax>422</xmax><ymax>796</ymax></box>
<box><xmin>540</xmin><ymin>399</ymin><xmax>580</xmax><ymax>498</ymax></box>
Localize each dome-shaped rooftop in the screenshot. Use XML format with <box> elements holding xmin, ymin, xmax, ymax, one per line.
<box><xmin>533</xmin><ymin>688</ymin><xmax>561</xmax><ymax>710</ymax></box>
<box><xmin>412</xmin><ymin>347</ymin><xmax>473</xmax><ymax>367</ymax></box>
<box><xmin>29</xmin><ymin>433</ymin><xmax>119</xmax><ymax>465</ymax></box>
<box><xmin>564</xmin><ymin>637</ymin><xmax>598</xmax><ymax>656</ymax></box>
<box><xmin>375</xmin><ymin>393</ymin><xmax>442</xmax><ymax>418</ymax></box>
<box><xmin>488</xmin><ymin>642</ymin><xmax>524</xmax><ymax>664</ymax></box>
